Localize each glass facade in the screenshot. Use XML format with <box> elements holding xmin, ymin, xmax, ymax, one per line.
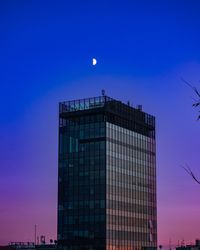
<box><xmin>106</xmin><ymin>123</ymin><xmax>156</xmax><ymax>250</ymax></box>
<box><xmin>58</xmin><ymin>96</ymin><xmax>157</xmax><ymax>250</ymax></box>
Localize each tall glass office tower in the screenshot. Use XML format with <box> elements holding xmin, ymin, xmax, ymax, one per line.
<box><xmin>58</xmin><ymin>96</ymin><xmax>157</xmax><ymax>250</ymax></box>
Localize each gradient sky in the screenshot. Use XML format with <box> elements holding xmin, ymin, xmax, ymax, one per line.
<box><xmin>0</xmin><ymin>0</ymin><xmax>200</xmax><ymax>246</ymax></box>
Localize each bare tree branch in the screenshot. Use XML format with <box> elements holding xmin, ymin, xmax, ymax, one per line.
<box><xmin>180</xmin><ymin>79</ymin><xmax>200</xmax><ymax>185</ymax></box>
<box><xmin>181</xmin><ymin>77</ymin><xmax>200</xmax><ymax>97</ymax></box>
<box><xmin>181</xmin><ymin>164</ymin><xmax>200</xmax><ymax>185</ymax></box>
<box><xmin>181</xmin><ymin>77</ymin><xmax>200</xmax><ymax>120</ymax></box>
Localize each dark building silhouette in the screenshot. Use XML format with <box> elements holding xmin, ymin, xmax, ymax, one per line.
<box><xmin>176</xmin><ymin>239</ymin><xmax>200</xmax><ymax>250</ymax></box>
<box><xmin>58</xmin><ymin>96</ymin><xmax>157</xmax><ymax>250</ymax></box>
<box><xmin>2</xmin><ymin>243</ymin><xmax>57</xmax><ymax>250</ymax></box>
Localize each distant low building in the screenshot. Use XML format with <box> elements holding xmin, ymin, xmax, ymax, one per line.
<box><xmin>0</xmin><ymin>246</ymin><xmax>13</xmax><ymax>250</ymax></box>
<box><xmin>35</xmin><ymin>245</ymin><xmax>57</xmax><ymax>250</ymax></box>
<box><xmin>176</xmin><ymin>239</ymin><xmax>200</xmax><ymax>250</ymax></box>
<box><xmin>0</xmin><ymin>243</ymin><xmax>57</xmax><ymax>250</ymax></box>
<box><xmin>9</xmin><ymin>242</ymin><xmax>34</xmax><ymax>250</ymax></box>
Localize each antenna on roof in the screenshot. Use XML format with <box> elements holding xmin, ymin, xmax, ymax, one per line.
<box><xmin>101</xmin><ymin>89</ymin><xmax>105</xmax><ymax>96</ymax></box>
<box><xmin>34</xmin><ymin>225</ymin><xmax>37</xmax><ymax>245</ymax></box>
<box><xmin>137</xmin><ymin>105</ymin><xmax>142</xmax><ymax>111</ymax></box>
<box><xmin>169</xmin><ymin>238</ymin><xmax>172</xmax><ymax>250</ymax></box>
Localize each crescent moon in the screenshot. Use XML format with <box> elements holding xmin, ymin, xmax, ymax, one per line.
<box><xmin>92</xmin><ymin>58</ymin><xmax>97</xmax><ymax>66</ymax></box>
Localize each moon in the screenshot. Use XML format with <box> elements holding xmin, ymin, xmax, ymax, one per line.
<box><xmin>92</xmin><ymin>58</ymin><xmax>97</xmax><ymax>66</ymax></box>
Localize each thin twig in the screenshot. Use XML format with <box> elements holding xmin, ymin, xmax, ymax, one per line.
<box><xmin>181</xmin><ymin>77</ymin><xmax>200</xmax><ymax>120</ymax></box>
<box><xmin>181</xmin><ymin>164</ymin><xmax>200</xmax><ymax>185</ymax></box>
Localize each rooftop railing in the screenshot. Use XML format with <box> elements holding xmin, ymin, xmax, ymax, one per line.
<box><xmin>59</xmin><ymin>96</ymin><xmax>114</xmax><ymax>113</ymax></box>
<box><xmin>59</xmin><ymin>95</ymin><xmax>155</xmax><ymax>128</ymax></box>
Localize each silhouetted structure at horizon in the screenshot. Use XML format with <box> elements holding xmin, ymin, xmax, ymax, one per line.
<box><xmin>176</xmin><ymin>239</ymin><xmax>200</xmax><ymax>250</ymax></box>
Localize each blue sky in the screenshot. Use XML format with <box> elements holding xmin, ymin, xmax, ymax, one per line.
<box><xmin>0</xmin><ymin>0</ymin><xmax>200</xmax><ymax>245</ymax></box>
<box><xmin>1</xmin><ymin>0</ymin><xmax>200</xmax><ymax>121</ymax></box>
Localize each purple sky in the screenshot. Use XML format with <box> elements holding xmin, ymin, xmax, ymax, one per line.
<box><xmin>0</xmin><ymin>1</ymin><xmax>200</xmax><ymax>247</ymax></box>
<box><xmin>1</xmin><ymin>62</ymin><xmax>200</xmax><ymax>245</ymax></box>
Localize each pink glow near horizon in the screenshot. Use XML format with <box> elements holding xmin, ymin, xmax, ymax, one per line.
<box><xmin>0</xmin><ymin>63</ymin><xmax>200</xmax><ymax>246</ymax></box>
